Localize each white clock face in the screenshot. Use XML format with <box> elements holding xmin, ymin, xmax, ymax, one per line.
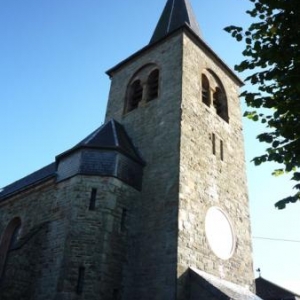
<box><xmin>205</xmin><ymin>207</ymin><xmax>236</xmax><ymax>260</ymax></box>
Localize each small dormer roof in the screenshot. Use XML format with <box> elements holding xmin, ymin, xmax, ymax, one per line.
<box><xmin>149</xmin><ymin>0</ymin><xmax>202</xmax><ymax>45</ymax></box>
<box><xmin>57</xmin><ymin>119</ymin><xmax>144</xmax><ymax>165</ymax></box>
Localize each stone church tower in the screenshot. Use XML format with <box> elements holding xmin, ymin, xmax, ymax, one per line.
<box><xmin>0</xmin><ymin>0</ymin><xmax>261</xmax><ymax>299</ymax></box>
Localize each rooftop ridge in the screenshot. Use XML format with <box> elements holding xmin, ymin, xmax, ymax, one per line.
<box><xmin>56</xmin><ymin>119</ymin><xmax>145</xmax><ymax>164</ymax></box>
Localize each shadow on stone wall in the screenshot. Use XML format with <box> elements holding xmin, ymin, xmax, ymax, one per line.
<box><xmin>0</xmin><ymin>221</ymin><xmax>60</xmax><ymax>300</ymax></box>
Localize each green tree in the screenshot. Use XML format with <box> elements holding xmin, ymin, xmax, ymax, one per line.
<box><xmin>225</xmin><ymin>0</ymin><xmax>300</xmax><ymax>209</ymax></box>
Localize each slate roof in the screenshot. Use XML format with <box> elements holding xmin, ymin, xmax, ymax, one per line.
<box><xmin>255</xmin><ymin>277</ymin><xmax>300</xmax><ymax>299</ymax></box>
<box><xmin>190</xmin><ymin>267</ymin><xmax>263</xmax><ymax>300</ymax></box>
<box><xmin>0</xmin><ymin>163</ymin><xmax>56</xmax><ymax>200</ymax></box>
<box><xmin>0</xmin><ymin>119</ymin><xmax>144</xmax><ymax>200</ymax></box>
<box><xmin>149</xmin><ymin>0</ymin><xmax>201</xmax><ymax>44</ymax></box>
<box><xmin>57</xmin><ymin>119</ymin><xmax>144</xmax><ymax>164</ymax></box>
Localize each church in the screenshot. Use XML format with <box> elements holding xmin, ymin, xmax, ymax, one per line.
<box><xmin>0</xmin><ymin>0</ymin><xmax>298</xmax><ymax>299</ymax></box>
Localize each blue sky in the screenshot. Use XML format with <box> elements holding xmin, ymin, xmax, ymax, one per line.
<box><xmin>1</xmin><ymin>0</ymin><xmax>300</xmax><ymax>294</ymax></box>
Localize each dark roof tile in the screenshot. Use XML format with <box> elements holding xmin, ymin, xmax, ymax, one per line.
<box><xmin>57</xmin><ymin>119</ymin><xmax>145</xmax><ymax>165</ymax></box>
<box><xmin>255</xmin><ymin>277</ymin><xmax>300</xmax><ymax>299</ymax></box>
<box><xmin>0</xmin><ymin>163</ymin><xmax>56</xmax><ymax>200</ymax></box>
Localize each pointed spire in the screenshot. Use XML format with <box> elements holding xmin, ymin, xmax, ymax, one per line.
<box><xmin>149</xmin><ymin>0</ymin><xmax>202</xmax><ymax>45</ymax></box>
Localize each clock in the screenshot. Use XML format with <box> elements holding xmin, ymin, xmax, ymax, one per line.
<box><xmin>205</xmin><ymin>207</ymin><xmax>236</xmax><ymax>260</ymax></box>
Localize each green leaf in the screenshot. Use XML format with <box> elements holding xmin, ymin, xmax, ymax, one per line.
<box><xmin>275</xmin><ymin>200</ymin><xmax>286</xmax><ymax>210</ymax></box>
<box><xmin>272</xmin><ymin>169</ymin><xmax>284</xmax><ymax>176</ymax></box>
<box><xmin>236</xmin><ymin>34</ymin><xmax>243</xmax><ymax>41</ymax></box>
<box><xmin>246</xmin><ymin>38</ymin><xmax>252</xmax><ymax>44</ymax></box>
<box><xmin>292</xmin><ymin>172</ymin><xmax>300</xmax><ymax>181</ymax></box>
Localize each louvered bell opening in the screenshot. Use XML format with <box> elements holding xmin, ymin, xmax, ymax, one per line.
<box><xmin>213</xmin><ymin>87</ymin><xmax>228</xmax><ymax>122</ymax></box>
<box><xmin>128</xmin><ymin>80</ymin><xmax>143</xmax><ymax>112</ymax></box>
<box><xmin>213</xmin><ymin>88</ymin><xmax>222</xmax><ymax>113</ymax></box>
<box><xmin>202</xmin><ymin>74</ymin><xmax>210</xmax><ymax>106</ymax></box>
<box><xmin>147</xmin><ymin>69</ymin><xmax>159</xmax><ymax>102</ymax></box>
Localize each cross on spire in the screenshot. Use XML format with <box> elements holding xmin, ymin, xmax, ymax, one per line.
<box><xmin>149</xmin><ymin>0</ymin><xmax>202</xmax><ymax>45</ymax></box>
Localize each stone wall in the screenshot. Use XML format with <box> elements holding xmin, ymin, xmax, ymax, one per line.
<box><xmin>0</xmin><ymin>179</ymin><xmax>66</xmax><ymax>300</ymax></box>
<box><xmin>105</xmin><ymin>33</ymin><xmax>183</xmax><ymax>300</ymax></box>
<box><xmin>0</xmin><ymin>174</ymin><xmax>139</xmax><ymax>300</ymax></box>
<box><xmin>51</xmin><ymin>175</ymin><xmax>139</xmax><ymax>300</ymax></box>
<box><xmin>105</xmin><ymin>28</ymin><xmax>256</xmax><ymax>299</ymax></box>
<box><xmin>177</xmin><ymin>31</ymin><xmax>255</xmax><ymax>297</ymax></box>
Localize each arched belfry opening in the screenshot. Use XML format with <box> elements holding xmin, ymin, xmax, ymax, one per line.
<box><xmin>124</xmin><ymin>64</ymin><xmax>160</xmax><ymax>114</ymax></box>
<box><xmin>201</xmin><ymin>69</ymin><xmax>229</xmax><ymax>122</ymax></box>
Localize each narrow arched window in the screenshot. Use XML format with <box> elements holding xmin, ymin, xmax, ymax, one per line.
<box><xmin>126</xmin><ymin>80</ymin><xmax>143</xmax><ymax>113</ymax></box>
<box><xmin>213</xmin><ymin>87</ymin><xmax>228</xmax><ymax>122</ymax></box>
<box><xmin>0</xmin><ymin>217</ymin><xmax>21</xmax><ymax>280</ymax></box>
<box><xmin>202</xmin><ymin>74</ymin><xmax>210</xmax><ymax>106</ymax></box>
<box><xmin>147</xmin><ymin>69</ymin><xmax>159</xmax><ymax>101</ymax></box>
